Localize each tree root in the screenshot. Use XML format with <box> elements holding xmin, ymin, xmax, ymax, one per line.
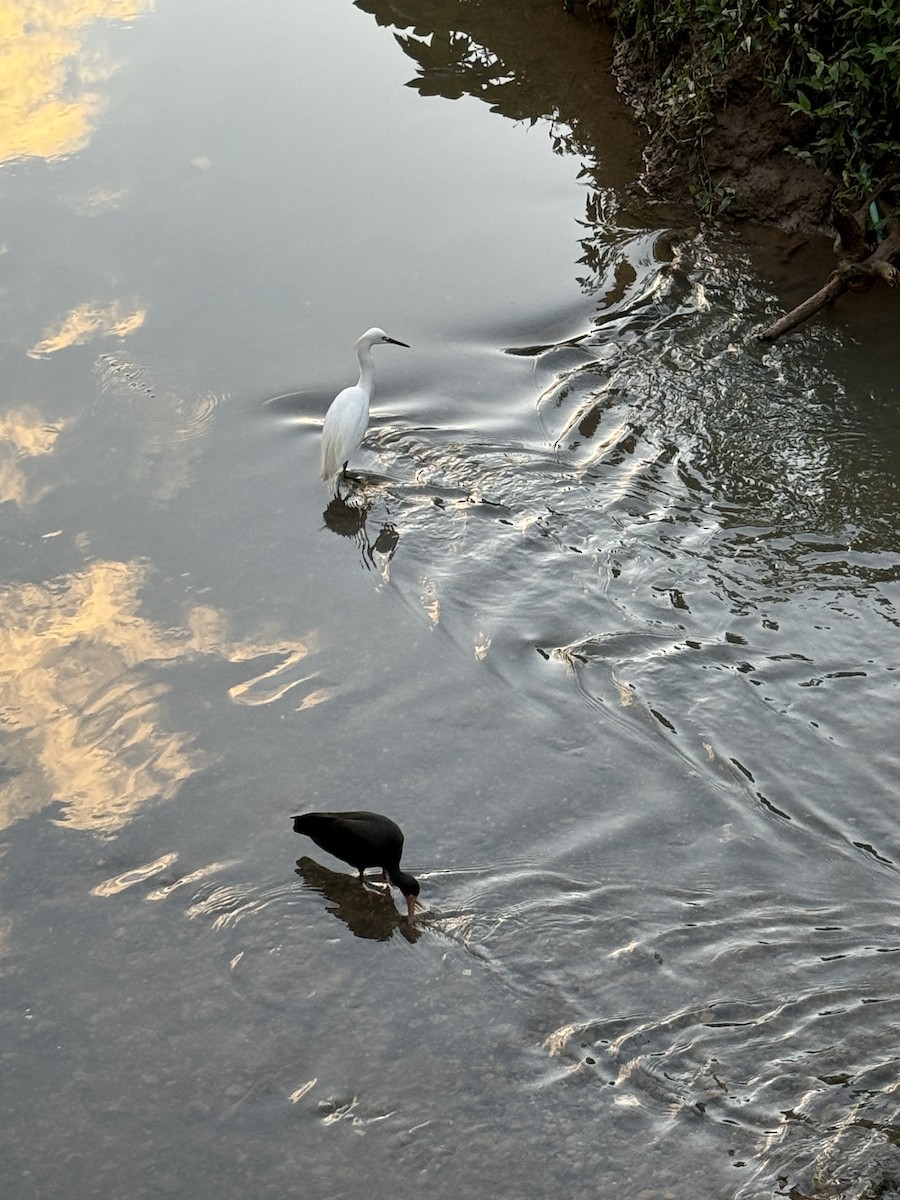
<box><xmin>759</xmin><ymin>218</ymin><xmax>900</xmax><ymax>342</ymax></box>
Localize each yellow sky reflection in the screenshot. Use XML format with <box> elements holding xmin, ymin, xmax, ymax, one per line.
<box><xmin>0</xmin><ymin>0</ymin><xmax>152</xmax><ymax>165</ymax></box>
<box><xmin>0</xmin><ymin>559</ymin><xmax>322</xmax><ymax>835</ymax></box>
<box><xmin>0</xmin><ymin>406</ymin><xmax>67</xmax><ymax>506</ymax></box>
<box><xmin>28</xmin><ymin>301</ymin><xmax>146</xmax><ymax>358</ymax></box>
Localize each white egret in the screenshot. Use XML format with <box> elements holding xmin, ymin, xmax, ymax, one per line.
<box><xmin>321</xmin><ymin>327</ymin><xmax>410</xmax><ymax>491</ymax></box>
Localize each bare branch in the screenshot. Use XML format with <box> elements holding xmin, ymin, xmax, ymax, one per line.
<box><xmin>759</xmin><ymin>223</ymin><xmax>900</xmax><ymax>341</ymax></box>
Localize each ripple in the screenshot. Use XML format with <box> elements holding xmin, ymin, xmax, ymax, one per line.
<box><xmin>281</xmin><ymin>233</ymin><xmax>900</xmax><ymax>1195</ymax></box>
<box><xmin>422</xmin><ymin>827</ymin><xmax>900</xmax><ymax>1189</ymax></box>
<box><xmin>94</xmin><ymin>353</ymin><xmax>222</xmax><ymax>446</ymax></box>
<box><xmin>260</xmin><ymin>389</ymin><xmax>330</xmax><ymax>425</ymax></box>
<box><xmin>227</xmin><ymin>644</ymin><xmax>333</xmax><ymax>710</ymax></box>
<box><xmin>186</xmin><ymin>879</ymin><xmax>302</xmax><ymax>931</ymax></box>
<box><xmin>0</xmin><ymin>560</ymin><xmax>205</xmax><ymax>834</ymax></box>
<box><xmin>736</xmin><ymin>1059</ymin><xmax>900</xmax><ymax>1199</ymax></box>
<box><xmin>91</xmin><ymin>852</ymin><xmax>179</xmax><ymax>896</ymax></box>
<box><xmin>91</xmin><ymin>854</ymin><xmax>239</xmax><ymax>900</ymax></box>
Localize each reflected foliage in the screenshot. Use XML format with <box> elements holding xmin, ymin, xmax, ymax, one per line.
<box><xmin>357</xmin><ymin>0</ymin><xmax>588</xmax><ymax>128</ymax></box>
<box><xmin>355</xmin><ymin>0</ymin><xmax>643</xmax><ymax>298</ymax></box>
<box><xmin>396</xmin><ymin>26</ymin><xmax>535</xmax><ymax>115</ymax></box>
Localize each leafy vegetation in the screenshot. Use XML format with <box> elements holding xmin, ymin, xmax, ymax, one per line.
<box><xmin>587</xmin><ymin>0</ymin><xmax>900</xmax><ymax>227</ymax></box>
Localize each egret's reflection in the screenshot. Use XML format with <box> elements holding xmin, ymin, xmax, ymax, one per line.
<box><xmin>295</xmin><ymin>857</ymin><xmax>420</xmax><ymax>943</ymax></box>
<box><xmin>323</xmin><ymin>491</ymin><xmax>400</xmax><ymax>576</ymax></box>
<box><xmin>323</xmin><ymin>490</ymin><xmax>367</xmax><ymax>537</ymax></box>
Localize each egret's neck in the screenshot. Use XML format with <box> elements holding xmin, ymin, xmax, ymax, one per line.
<box><xmin>355</xmin><ymin>341</ymin><xmax>375</xmax><ymax>397</ymax></box>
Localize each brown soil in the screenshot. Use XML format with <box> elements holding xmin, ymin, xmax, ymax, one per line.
<box><xmin>678</xmin><ymin>92</ymin><xmax>833</xmax><ymax>232</ymax></box>
<box><xmin>611</xmin><ymin>42</ymin><xmax>836</xmax><ymax>234</ymax></box>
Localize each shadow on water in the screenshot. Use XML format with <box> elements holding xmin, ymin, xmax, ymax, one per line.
<box><xmin>295</xmin><ymin>856</ymin><xmax>420</xmax><ymax>943</ymax></box>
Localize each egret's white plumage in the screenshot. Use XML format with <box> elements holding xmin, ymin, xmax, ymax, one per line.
<box><xmin>321</xmin><ymin>327</ymin><xmax>409</xmax><ymax>491</ymax></box>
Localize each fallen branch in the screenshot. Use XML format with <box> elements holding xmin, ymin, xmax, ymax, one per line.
<box><xmin>759</xmin><ymin>220</ymin><xmax>900</xmax><ymax>342</ymax></box>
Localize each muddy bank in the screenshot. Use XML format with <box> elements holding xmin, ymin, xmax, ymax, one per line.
<box><xmin>626</xmin><ymin>53</ymin><xmax>837</xmax><ymax>234</ymax></box>
<box><xmin>604</xmin><ymin>31</ymin><xmax>837</xmax><ymax>234</ymax></box>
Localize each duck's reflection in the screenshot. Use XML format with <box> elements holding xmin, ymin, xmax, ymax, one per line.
<box><xmin>295</xmin><ymin>856</ymin><xmax>420</xmax><ymax>943</ymax></box>
<box><xmin>323</xmin><ymin>491</ymin><xmax>400</xmax><ymax>575</ymax></box>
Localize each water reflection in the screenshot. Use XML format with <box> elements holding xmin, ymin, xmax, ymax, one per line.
<box><xmin>295</xmin><ymin>856</ymin><xmax>420</xmax><ymax>943</ymax></box>
<box><xmin>0</xmin><ymin>559</ymin><xmax>329</xmax><ymax>833</ymax></box>
<box><xmin>1</xmin><ymin>0</ymin><xmax>152</xmax><ymax>165</ymax></box>
<box><xmin>93</xmin><ymin>352</ymin><xmax>223</xmax><ymax>504</ymax></box>
<box><xmin>736</xmin><ymin>1059</ymin><xmax>900</xmax><ymax>1200</ymax></box>
<box><xmin>0</xmin><ymin>559</ymin><xmax>199</xmax><ymax>833</ymax></box>
<box><xmin>289</xmin><ymin>41</ymin><xmax>900</xmax><ymax>1186</ymax></box>
<box><xmin>0</xmin><ymin>405</ymin><xmax>66</xmax><ymax>506</ymax></box>
<box><xmin>226</xmin><ymin>636</ymin><xmax>334</xmax><ymax>712</ymax></box>
<box><xmin>323</xmin><ymin>491</ymin><xmax>400</xmax><ymax>578</ymax></box>
<box><xmin>358</xmin><ymin>0</ymin><xmax>644</xmax><ymax>299</ymax></box>
<box><xmin>1</xmin><ymin>0</ymin><xmax>897</xmax><ymax>1197</ymax></box>
<box><xmin>28</xmin><ymin>302</ymin><xmax>146</xmax><ymax>358</ymax></box>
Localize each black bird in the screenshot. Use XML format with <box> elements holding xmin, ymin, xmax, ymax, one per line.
<box><xmin>291</xmin><ymin>810</ymin><xmax>420</xmax><ymax>921</ymax></box>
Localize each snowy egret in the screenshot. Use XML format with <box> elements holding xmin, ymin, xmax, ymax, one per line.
<box><xmin>320</xmin><ymin>327</ymin><xmax>410</xmax><ymax>489</ymax></box>
<box><xmin>291</xmin><ymin>810</ymin><xmax>420</xmax><ymax>921</ymax></box>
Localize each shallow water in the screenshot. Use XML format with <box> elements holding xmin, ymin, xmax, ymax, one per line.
<box><xmin>2</xmin><ymin>2</ymin><xmax>900</xmax><ymax>1198</ymax></box>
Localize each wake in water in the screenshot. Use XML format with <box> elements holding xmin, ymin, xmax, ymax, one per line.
<box><xmin>311</xmin><ymin>229</ymin><xmax>900</xmax><ymax>1198</ymax></box>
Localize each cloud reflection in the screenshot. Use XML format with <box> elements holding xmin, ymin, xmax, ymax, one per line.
<box><xmin>0</xmin><ymin>0</ymin><xmax>152</xmax><ymax>166</ymax></box>
<box><xmin>0</xmin><ymin>559</ymin><xmax>324</xmax><ymax>835</ymax></box>
<box><xmin>0</xmin><ymin>406</ymin><xmax>67</xmax><ymax>506</ymax></box>
<box><xmin>28</xmin><ymin>302</ymin><xmax>147</xmax><ymax>358</ymax></box>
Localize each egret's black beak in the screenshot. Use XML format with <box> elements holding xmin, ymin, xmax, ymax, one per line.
<box><xmin>386</xmin><ymin>338</ymin><xmax>410</xmax><ymax>348</ymax></box>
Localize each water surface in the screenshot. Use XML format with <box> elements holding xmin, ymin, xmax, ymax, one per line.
<box><xmin>2</xmin><ymin>2</ymin><xmax>900</xmax><ymax>1199</ymax></box>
